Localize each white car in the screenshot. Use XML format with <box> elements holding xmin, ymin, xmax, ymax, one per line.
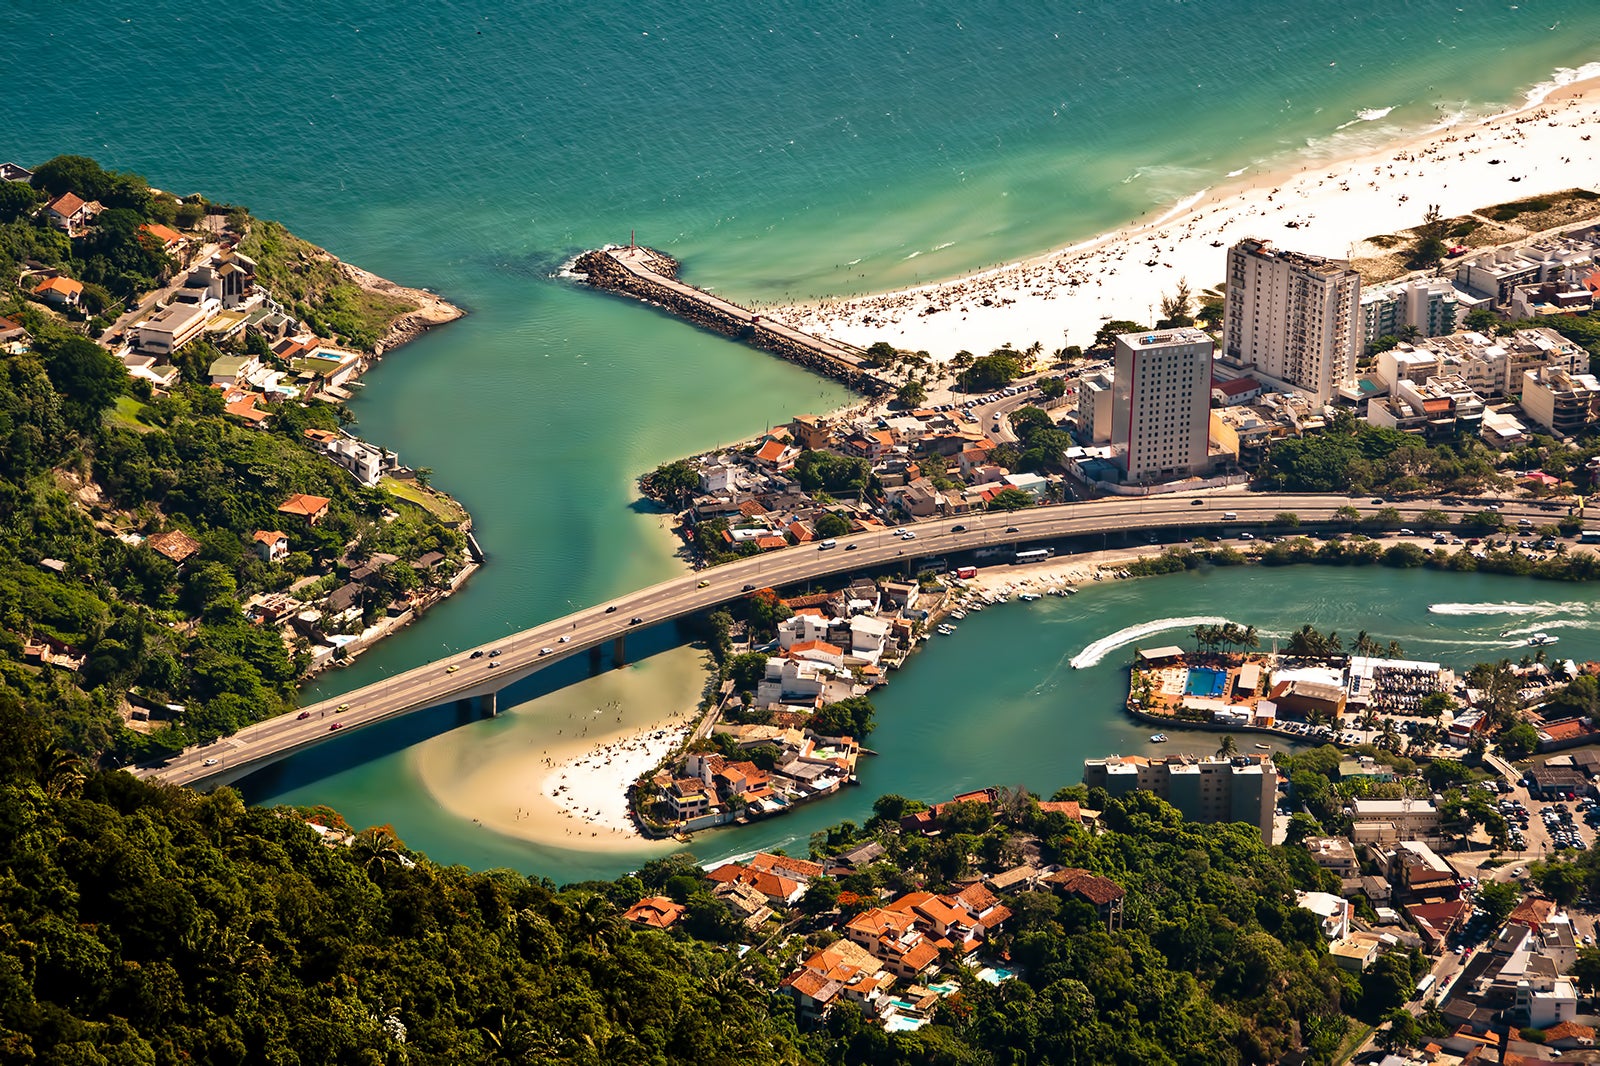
<box><xmin>540</xmin><ymin>647</ymin><xmax>553</xmax><ymax>655</ymax></box>
<box><xmin>559</xmin><ymin>635</ymin><xmax>571</xmax><ymax>643</ymax></box>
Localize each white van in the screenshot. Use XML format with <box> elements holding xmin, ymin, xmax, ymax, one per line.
<box><xmin>819</xmin><ymin>539</ymin><xmax>838</xmax><ymax>550</ymax></box>
<box><xmin>1222</xmin><ymin>511</ymin><xmax>1238</xmax><ymax>520</ymax></box>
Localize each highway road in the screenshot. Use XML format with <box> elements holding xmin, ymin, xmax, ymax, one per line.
<box><xmin>136</xmin><ymin>492</ymin><xmax>1569</xmax><ymax>787</ymax></box>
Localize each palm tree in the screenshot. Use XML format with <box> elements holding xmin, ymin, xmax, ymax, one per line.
<box><xmin>1359</xmin><ymin>709</ymin><xmax>1379</xmax><ymax>732</ymax></box>
<box><xmin>1378</xmin><ymin>719</ymin><xmax>1401</xmax><ymax>752</ymax></box>
<box><xmin>1217</xmin><ymin>735</ymin><xmax>1238</xmax><ymax>758</ymax></box>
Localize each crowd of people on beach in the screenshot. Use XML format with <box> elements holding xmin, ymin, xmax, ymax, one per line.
<box><xmin>768</xmin><ymin>90</ymin><xmax>1600</xmax><ymax>358</ymax></box>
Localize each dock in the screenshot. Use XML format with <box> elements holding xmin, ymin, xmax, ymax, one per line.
<box><xmin>572</xmin><ymin>244</ymin><xmax>888</xmax><ymax>395</ymax></box>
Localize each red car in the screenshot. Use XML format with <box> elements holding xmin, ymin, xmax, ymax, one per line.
<box><xmin>297</xmin><ymin>711</ymin><xmax>312</xmax><ymax>720</ymax></box>
<box><xmin>329</xmin><ymin>722</ymin><xmax>343</xmax><ymax>732</ymax></box>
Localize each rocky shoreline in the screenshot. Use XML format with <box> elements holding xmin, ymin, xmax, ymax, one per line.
<box><xmin>573</xmin><ymin>248</ymin><xmax>887</xmax><ymax>396</ymax></box>
<box><xmin>337</xmin><ymin>259</ymin><xmax>466</xmax><ymax>354</ymax></box>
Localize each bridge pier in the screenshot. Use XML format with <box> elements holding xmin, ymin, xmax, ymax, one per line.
<box><xmin>455</xmin><ymin>692</ymin><xmax>497</xmax><ymax>718</ymax></box>
<box><xmin>613</xmin><ymin>635</ymin><xmax>626</xmax><ymax>669</ymax></box>
<box><xmin>589</xmin><ymin>645</ymin><xmax>604</xmax><ymax>675</ymax></box>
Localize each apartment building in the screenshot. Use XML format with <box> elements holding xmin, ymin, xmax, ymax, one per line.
<box><xmin>1520</xmin><ymin>366</ymin><xmax>1600</xmax><ymax>437</ymax></box>
<box><xmin>1082</xmin><ymin>754</ymin><xmax>1276</xmax><ymax>842</ymax></box>
<box><xmin>1108</xmin><ymin>328</ymin><xmax>1213</xmax><ymax>483</ymax></box>
<box><xmin>1223</xmin><ymin>238</ymin><xmax>1362</xmax><ymax>402</ymax></box>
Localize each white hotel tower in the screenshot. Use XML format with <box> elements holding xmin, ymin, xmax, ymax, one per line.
<box><xmin>1222</xmin><ymin>237</ymin><xmax>1361</xmax><ymax>403</ymax></box>
<box><xmin>1109</xmin><ymin>328</ymin><xmax>1213</xmax><ymax>484</ymax></box>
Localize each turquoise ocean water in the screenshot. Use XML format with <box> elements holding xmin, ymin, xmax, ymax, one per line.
<box><xmin>8</xmin><ymin>1</ymin><xmax>1600</xmax><ymax>880</ymax></box>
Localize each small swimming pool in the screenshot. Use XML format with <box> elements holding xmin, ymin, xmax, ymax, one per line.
<box><xmin>885</xmin><ymin>1014</ymin><xmax>928</xmax><ymax>1032</ymax></box>
<box><xmin>976</xmin><ymin>966</ymin><xmax>1019</xmax><ymax>985</ymax></box>
<box><xmin>1184</xmin><ymin>667</ymin><xmax>1227</xmax><ymax>697</ymax></box>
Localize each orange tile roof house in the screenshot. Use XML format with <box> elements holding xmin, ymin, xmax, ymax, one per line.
<box><xmin>622</xmin><ymin>895</ymin><xmax>687</xmax><ymax>929</ymax></box>
<box><xmin>252</xmin><ymin>530</ymin><xmax>290</xmax><ymax>562</ymax></box>
<box><xmin>146</xmin><ymin>529</ymin><xmax>202</xmax><ymax>565</ymax></box>
<box><xmin>224</xmin><ymin>393</ymin><xmax>271</xmax><ymax>426</ymax></box>
<box><xmin>706</xmin><ymin>863</ymin><xmax>805</xmax><ymax>905</ymax></box>
<box><xmin>753</xmin><ymin>437</ymin><xmax>799</xmax><ymax>470</ymax></box>
<box><xmin>138</xmin><ymin>222</ymin><xmax>185</xmax><ymax>250</ymax></box>
<box><xmin>33</xmin><ymin>275</ymin><xmax>84</xmax><ymax>309</ymax></box>
<box><xmin>277</xmin><ymin>493</ymin><xmax>331</xmax><ymax>525</ymax></box>
<box><xmin>747</xmin><ymin>852</ymin><xmax>825</xmax><ymax>883</ymax></box>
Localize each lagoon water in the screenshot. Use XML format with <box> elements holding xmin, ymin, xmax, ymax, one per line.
<box><xmin>9</xmin><ymin>1</ymin><xmax>1600</xmax><ymax>880</ymax></box>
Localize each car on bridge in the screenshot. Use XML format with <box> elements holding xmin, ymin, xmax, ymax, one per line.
<box><xmin>471</xmin><ymin>650</ymin><xmax>484</xmax><ymax>658</ymax></box>
<box><xmin>447</xmin><ymin>665</ymin><xmax>459</xmax><ymax>673</ymax></box>
<box><xmin>203</xmin><ymin>758</ymin><xmax>219</xmax><ymax>766</ymax></box>
<box><xmin>605</xmin><ymin>605</ymin><xmax>617</xmax><ymax>613</ymax></box>
<box><xmin>1190</xmin><ymin>499</ymin><xmax>1204</xmax><ymax>506</ymax></box>
<box><xmin>297</xmin><ymin>711</ymin><xmax>311</xmax><ymax>720</ymax></box>
<box><xmin>559</xmin><ymin>635</ymin><xmax>571</xmax><ymax>643</ymax></box>
<box><xmin>489</xmin><ymin>649</ymin><xmax>501</xmax><ymax>657</ymax></box>
<box><xmin>540</xmin><ymin>647</ymin><xmax>553</xmax><ymax>655</ymax></box>
<box><xmin>329</xmin><ymin>723</ymin><xmax>343</xmax><ymax>731</ymax></box>
<box><xmin>698</xmin><ymin>579</ymin><xmax>710</xmax><ymax>587</ymax></box>
<box><xmin>336</xmin><ymin>703</ymin><xmax>350</xmax><ymax>713</ymax></box>
<box><xmin>630</xmin><ymin>616</ymin><xmax>644</xmax><ymax>625</ymax></box>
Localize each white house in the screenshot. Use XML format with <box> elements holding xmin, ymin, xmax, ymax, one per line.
<box><xmin>252</xmin><ymin>530</ymin><xmax>290</xmax><ymax>562</ymax></box>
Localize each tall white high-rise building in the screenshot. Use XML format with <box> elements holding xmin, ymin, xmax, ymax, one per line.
<box><xmin>1109</xmin><ymin>328</ymin><xmax>1213</xmax><ymax>483</ymax></box>
<box><xmin>1223</xmin><ymin>238</ymin><xmax>1362</xmax><ymax>403</ymax></box>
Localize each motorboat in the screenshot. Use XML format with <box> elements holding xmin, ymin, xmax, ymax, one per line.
<box><xmin>1149</xmin><ymin>733</ymin><xmax>1169</xmax><ymax>743</ymax></box>
<box><xmin>1527</xmin><ymin>632</ymin><xmax>1560</xmax><ymax>647</ymax></box>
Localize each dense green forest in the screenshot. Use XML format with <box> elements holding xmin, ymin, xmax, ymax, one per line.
<box><xmin>0</xmin><ymin>157</ymin><xmax>465</xmax><ymax>767</ymax></box>
<box><xmin>0</xmin><ymin>692</ymin><xmax>1410</xmax><ymax>1065</ymax></box>
<box><xmin>0</xmin><ymin>311</ymin><xmax>461</xmax><ymax>765</ymax></box>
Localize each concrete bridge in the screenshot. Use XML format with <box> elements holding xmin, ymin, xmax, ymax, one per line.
<box><xmin>135</xmin><ymin>493</ymin><xmax>1561</xmax><ymax>788</ymax></box>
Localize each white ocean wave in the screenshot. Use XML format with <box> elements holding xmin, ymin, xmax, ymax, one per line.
<box><xmin>1151</xmin><ymin>187</ymin><xmax>1210</xmax><ymax>226</ymax></box>
<box><xmin>1335</xmin><ymin>105</ymin><xmax>1396</xmax><ymax>131</ymax></box>
<box><xmin>1523</xmin><ymin>60</ymin><xmax>1600</xmax><ymax>109</ymax></box>
<box><xmin>1226</xmin><ymin>166</ymin><xmax>1249</xmax><ymax>177</ymax></box>
<box><xmin>1070</xmin><ymin>615</ymin><xmax>1232</xmax><ymax>670</ymax></box>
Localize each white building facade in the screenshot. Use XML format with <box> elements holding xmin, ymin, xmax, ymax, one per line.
<box><xmin>1223</xmin><ymin>238</ymin><xmax>1362</xmax><ymax>402</ymax></box>
<box><xmin>1109</xmin><ymin>329</ymin><xmax>1213</xmax><ymax>483</ymax></box>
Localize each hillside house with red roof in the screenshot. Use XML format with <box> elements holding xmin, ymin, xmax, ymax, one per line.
<box><xmin>277</xmin><ymin>493</ymin><xmax>331</xmax><ymax>526</ymax></box>
<box><xmin>33</xmin><ymin>275</ymin><xmax>83</xmax><ymax>310</ymax></box>
<box><xmin>622</xmin><ymin>896</ymin><xmax>686</xmax><ymax>930</ymax></box>
<box><xmin>1043</xmin><ymin>868</ymin><xmax>1126</xmax><ymax>930</ymax></box>
<box><xmin>46</xmin><ymin>192</ymin><xmax>99</xmax><ymax>236</ymax></box>
<box><xmin>252</xmin><ymin>530</ymin><xmax>290</xmax><ymax>562</ymax></box>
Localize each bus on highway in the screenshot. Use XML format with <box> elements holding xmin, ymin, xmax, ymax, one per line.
<box><xmin>1014</xmin><ymin>548</ymin><xmax>1055</xmax><ymax>564</ymax></box>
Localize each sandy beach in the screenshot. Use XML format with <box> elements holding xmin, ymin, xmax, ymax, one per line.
<box><xmin>410</xmin><ymin>645</ymin><xmax>709</xmax><ymax>852</ymax></box>
<box><xmin>771</xmin><ymin>77</ymin><xmax>1600</xmax><ymax>359</ymax></box>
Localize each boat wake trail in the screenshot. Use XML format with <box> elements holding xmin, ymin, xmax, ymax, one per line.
<box><xmin>1428</xmin><ymin>601</ymin><xmax>1548</xmax><ymax>616</ymax></box>
<box><xmin>1070</xmin><ymin>615</ymin><xmax>1232</xmax><ymax>670</ymax></box>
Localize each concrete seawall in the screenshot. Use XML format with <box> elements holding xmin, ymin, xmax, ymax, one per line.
<box><xmin>573</xmin><ymin>246</ymin><xmax>888</xmax><ymax>396</ymax></box>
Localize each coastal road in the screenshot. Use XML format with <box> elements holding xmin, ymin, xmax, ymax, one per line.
<box><xmin>135</xmin><ymin>493</ymin><xmax>1570</xmax><ymax>788</ymax></box>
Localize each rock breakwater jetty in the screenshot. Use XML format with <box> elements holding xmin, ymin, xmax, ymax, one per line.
<box><xmin>572</xmin><ymin>244</ymin><xmax>887</xmax><ymax>395</ymax></box>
